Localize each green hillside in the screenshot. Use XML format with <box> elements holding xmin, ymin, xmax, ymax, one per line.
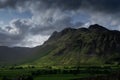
<box><xmin>26</xmin><ymin>24</ymin><xmax>120</xmax><ymax>66</ymax></box>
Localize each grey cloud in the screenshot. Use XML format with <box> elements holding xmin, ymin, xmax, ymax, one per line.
<box><xmin>81</xmin><ymin>0</ymin><xmax>120</xmax><ymax>14</ymax></box>
<box><xmin>23</xmin><ymin>0</ymin><xmax>120</xmax><ymax>14</ymax></box>
<box><xmin>1</xmin><ymin>0</ymin><xmax>120</xmax><ymax>14</ymax></box>
<box><xmin>30</xmin><ymin>12</ymin><xmax>83</xmax><ymax>35</ymax></box>
<box><xmin>41</xmin><ymin>0</ymin><xmax>120</xmax><ymax>14</ymax></box>
<box><xmin>39</xmin><ymin>0</ymin><xmax>82</xmax><ymax>11</ymax></box>
<box><xmin>0</xmin><ymin>0</ymin><xmax>120</xmax><ymax>47</ymax></box>
<box><xmin>12</xmin><ymin>19</ymin><xmax>31</xmax><ymax>34</ymax></box>
<box><xmin>0</xmin><ymin>19</ymin><xmax>33</xmax><ymax>47</ymax></box>
<box><xmin>0</xmin><ymin>0</ymin><xmax>16</xmax><ymax>8</ymax></box>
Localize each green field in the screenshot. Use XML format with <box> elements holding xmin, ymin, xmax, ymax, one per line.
<box><xmin>0</xmin><ymin>69</ymin><xmax>91</xmax><ymax>80</ymax></box>
<box><xmin>0</xmin><ymin>71</ymin><xmax>90</xmax><ymax>80</ymax></box>
<box><xmin>0</xmin><ymin>65</ymin><xmax>119</xmax><ymax>80</ymax></box>
<box><xmin>34</xmin><ymin>74</ymin><xmax>91</xmax><ymax>80</ymax></box>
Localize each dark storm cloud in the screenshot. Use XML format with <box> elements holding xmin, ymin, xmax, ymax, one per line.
<box><xmin>0</xmin><ymin>0</ymin><xmax>120</xmax><ymax>47</ymax></box>
<box><xmin>0</xmin><ymin>0</ymin><xmax>82</xmax><ymax>9</ymax></box>
<box><xmin>82</xmin><ymin>0</ymin><xmax>120</xmax><ymax>14</ymax></box>
<box><xmin>0</xmin><ymin>0</ymin><xmax>15</xmax><ymax>8</ymax></box>
<box><xmin>40</xmin><ymin>0</ymin><xmax>82</xmax><ymax>11</ymax></box>
<box><xmin>1</xmin><ymin>0</ymin><xmax>120</xmax><ymax>13</ymax></box>
<box><xmin>39</xmin><ymin>0</ymin><xmax>120</xmax><ymax>14</ymax></box>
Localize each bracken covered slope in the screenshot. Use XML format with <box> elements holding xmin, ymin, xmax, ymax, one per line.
<box><xmin>31</xmin><ymin>24</ymin><xmax>120</xmax><ymax>66</ymax></box>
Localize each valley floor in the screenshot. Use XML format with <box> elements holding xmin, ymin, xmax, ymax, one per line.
<box><xmin>0</xmin><ymin>65</ymin><xmax>120</xmax><ymax>80</ymax></box>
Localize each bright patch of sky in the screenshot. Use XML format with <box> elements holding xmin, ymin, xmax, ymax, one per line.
<box><xmin>0</xmin><ymin>8</ymin><xmax>32</xmax><ymax>26</ymax></box>
<box><xmin>72</xmin><ymin>11</ymin><xmax>90</xmax><ymax>25</ymax></box>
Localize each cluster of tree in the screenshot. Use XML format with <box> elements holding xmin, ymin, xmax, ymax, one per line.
<box><xmin>8</xmin><ymin>65</ymin><xmax>35</xmax><ymax>70</ymax></box>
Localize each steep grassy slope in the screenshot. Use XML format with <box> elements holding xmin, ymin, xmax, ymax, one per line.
<box><xmin>29</xmin><ymin>24</ymin><xmax>120</xmax><ymax>66</ymax></box>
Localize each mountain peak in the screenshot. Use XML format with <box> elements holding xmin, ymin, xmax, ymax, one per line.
<box><xmin>62</xmin><ymin>27</ymin><xmax>76</xmax><ymax>32</ymax></box>
<box><xmin>47</xmin><ymin>27</ymin><xmax>76</xmax><ymax>42</ymax></box>
<box><xmin>89</xmin><ymin>24</ymin><xmax>108</xmax><ymax>31</ymax></box>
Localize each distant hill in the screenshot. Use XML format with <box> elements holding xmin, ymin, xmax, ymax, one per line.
<box><xmin>1</xmin><ymin>24</ymin><xmax>120</xmax><ymax>66</ymax></box>
<box><xmin>0</xmin><ymin>46</ymin><xmax>32</xmax><ymax>65</ymax></box>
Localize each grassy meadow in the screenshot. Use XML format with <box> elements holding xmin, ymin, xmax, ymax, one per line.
<box><xmin>0</xmin><ymin>65</ymin><xmax>119</xmax><ymax>80</ymax></box>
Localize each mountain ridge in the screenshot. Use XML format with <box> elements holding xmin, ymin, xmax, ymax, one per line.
<box><xmin>31</xmin><ymin>24</ymin><xmax>120</xmax><ymax>66</ymax></box>
<box><xmin>0</xmin><ymin>24</ymin><xmax>120</xmax><ymax>66</ymax></box>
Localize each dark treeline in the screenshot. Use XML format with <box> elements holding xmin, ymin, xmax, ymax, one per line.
<box><xmin>31</xmin><ymin>68</ymin><xmax>111</xmax><ymax>76</ymax></box>
<box><xmin>30</xmin><ymin>66</ymin><xmax>118</xmax><ymax>75</ymax></box>
<box><xmin>72</xmin><ymin>72</ymin><xmax>120</xmax><ymax>80</ymax></box>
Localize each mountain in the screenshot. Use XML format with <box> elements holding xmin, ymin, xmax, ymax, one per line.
<box><xmin>29</xmin><ymin>24</ymin><xmax>120</xmax><ymax>66</ymax></box>
<box><xmin>1</xmin><ymin>24</ymin><xmax>120</xmax><ymax>66</ymax></box>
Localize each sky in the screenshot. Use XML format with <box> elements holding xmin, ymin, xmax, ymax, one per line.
<box><xmin>0</xmin><ymin>0</ymin><xmax>120</xmax><ymax>47</ymax></box>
